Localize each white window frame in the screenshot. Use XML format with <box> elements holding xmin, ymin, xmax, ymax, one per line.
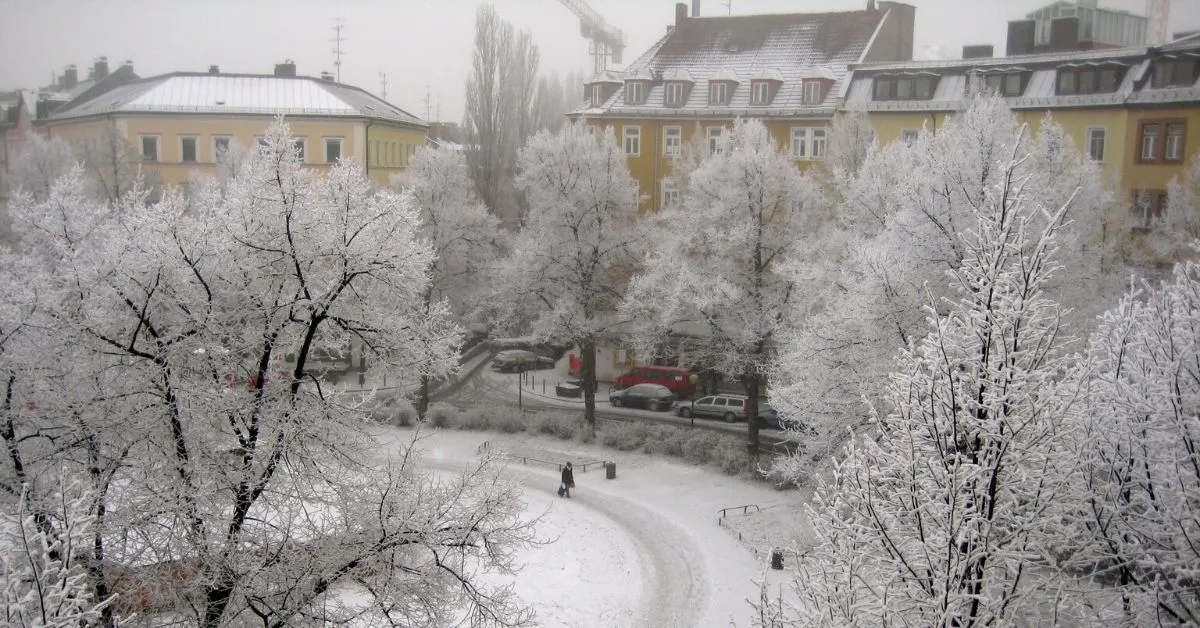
<box><xmin>623</xmin><ymin>125</ymin><xmax>641</xmax><ymax>156</ymax></box>
<box><xmin>1085</xmin><ymin>126</ymin><xmax>1106</xmax><ymax>162</ymax></box>
<box><xmin>804</xmin><ymin>81</ymin><xmax>822</xmax><ymax>105</ymax></box>
<box><xmin>324</xmin><ymin>137</ymin><xmax>343</xmax><ymax>163</ymax></box>
<box><xmin>790</xmin><ymin>127</ymin><xmax>809</xmax><ymax>159</ymax></box>
<box><xmin>663</xmin><ymin>126</ymin><xmax>682</xmax><ymax>157</ymax></box>
<box><xmin>591</xmin><ymin>84</ymin><xmax>604</xmax><ymax>106</ymax></box>
<box><xmin>293</xmin><ymin>137</ymin><xmax>306</xmax><ymax>163</ymax></box>
<box><xmin>625</xmin><ymin>82</ymin><xmax>644</xmax><ymax>105</ymax></box>
<box><xmin>665</xmin><ymin>82</ymin><xmax>683</xmax><ymax>106</ymax></box>
<box><xmin>140</xmin><ymin>134</ymin><xmax>160</xmax><ymax>163</ymax></box>
<box><xmin>901</xmin><ymin>129</ymin><xmax>920</xmax><ymax>145</ymax></box>
<box><xmin>811</xmin><ymin>128</ymin><xmax>827</xmax><ymax>159</ymax></box>
<box><xmin>179</xmin><ymin>135</ymin><xmax>198</xmax><ymax>163</ymax></box>
<box><xmin>709</xmin><ymin>82</ymin><xmax>729</xmax><ymax>105</ymax></box>
<box><xmin>662</xmin><ymin>179</ymin><xmax>678</xmax><ymax>209</ymax></box>
<box><xmin>751</xmin><ymin>81</ymin><xmax>769</xmax><ymax>105</ymax></box>
<box><xmin>707</xmin><ymin>126</ymin><xmax>724</xmax><ymax>155</ymax></box>
<box><xmin>212</xmin><ymin>135</ymin><xmax>232</xmax><ymax>161</ymax></box>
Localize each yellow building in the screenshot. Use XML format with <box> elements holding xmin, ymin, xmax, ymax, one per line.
<box><xmin>40</xmin><ymin>62</ymin><xmax>427</xmax><ymax>188</ymax></box>
<box><xmin>843</xmin><ymin>35</ymin><xmax>1200</xmax><ymax>260</ymax></box>
<box><xmin>569</xmin><ymin>1</ymin><xmax>917</xmax><ymax>212</ymax></box>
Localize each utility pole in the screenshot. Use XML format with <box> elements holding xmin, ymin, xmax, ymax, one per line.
<box><xmin>423</xmin><ymin>83</ymin><xmax>432</xmax><ymax>121</ymax></box>
<box><xmin>721</xmin><ymin>0</ymin><xmax>731</xmax><ymax>15</ymax></box>
<box><xmin>331</xmin><ymin>18</ymin><xmax>346</xmax><ymax>82</ymax></box>
<box><xmin>379</xmin><ymin>71</ymin><xmax>388</xmax><ymax>101</ymax></box>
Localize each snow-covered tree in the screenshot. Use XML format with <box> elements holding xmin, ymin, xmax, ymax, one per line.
<box><xmin>1066</xmin><ymin>253</ymin><xmax>1200</xmax><ymax>624</ymax></box>
<box><xmin>771</xmin><ymin>95</ymin><xmax>1117</xmax><ymax>451</ymax></box>
<box><xmin>396</xmin><ymin>146</ymin><xmax>503</xmax><ymax>417</ymax></box>
<box><xmin>1</xmin><ymin>121</ymin><xmax>537</xmax><ymax>627</ymax></box>
<box><xmin>768</xmin><ymin>146</ymin><xmax>1085</xmax><ymax>626</ymax></box>
<box><xmin>1</xmin><ymin>485</ymin><xmax>116</xmax><ymax>627</ymax></box>
<box><xmin>504</xmin><ymin>121</ymin><xmax>640</xmax><ymax>434</ymax></box>
<box><xmin>7</xmin><ymin>134</ymin><xmax>76</xmax><ymax>203</ymax></box>
<box><xmin>624</xmin><ymin>118</ymin><xmax>806</xmax><ymax>466</ymax></box>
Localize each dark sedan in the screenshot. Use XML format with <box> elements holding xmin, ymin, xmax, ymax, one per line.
<box><xmin>492</xmin><ymin>350</ymin><xmax>556</xmax><ymax>373</ymax></box>
<box><xmin>608</xmin><ymin>383</ymin><xmax>675</xmax><ymax>412</ymax></box>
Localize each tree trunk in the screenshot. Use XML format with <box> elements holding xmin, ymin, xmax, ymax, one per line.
<box><xmin>581</xmin><ymin>340</ymin><xmax>597</xmax><ymax>438</ymax></box>
<box><xmin>744</xmin><ymin>374</ymin><xmax>762</xmax><ymax>470</ymax></box>
<box><xmin>417</xmin><ymin>373</ymin><xmax>431</xmax><ymax>420</ymax></box>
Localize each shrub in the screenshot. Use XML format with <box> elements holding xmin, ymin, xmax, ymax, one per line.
<box><xmin>455</xmin><ymin>406</ymin><xmax>492</xmax><ymax>431</ymax></box>
<box><xmin>681</xmin><ymin>432</ymin><xmax>722</xmax><ymax>465</ymax></box>
<box><xmin>600</xmin><ymin>423</ymin><xmax>652</xmax><ymax>451</ymax></box>
<box><xmin>426</xmin><ymin>403</ymin><xmax>458</xmax><ymax>429</ymax></box>
<box><xmin>365</xmin><ymin>395</ymin><xmax>417</xmax><ymax>427</ymax></box>
<box><xmin>530</xmin><ymin>412</ymin><xmax>580</xmax><ymax>440</ymax></box>
<box><xmin>643</xmin><ymin>426</ymin><xmax>684</xmax><ymax>457</ymax></box>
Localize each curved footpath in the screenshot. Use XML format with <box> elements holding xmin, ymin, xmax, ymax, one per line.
<box><xmin>372</xmin><ymin>426</ymin><xmax>793</xmax><ymax>627</ymax></box>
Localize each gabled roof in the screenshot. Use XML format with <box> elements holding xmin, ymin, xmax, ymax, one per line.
<box><xmin>46</xmin><ymin>73</ymin><xmax>425</xmax><ymax>127</ymax></box>
<box><xmin>575</xmin><ymin>5</ymin><xmax>900</xmax><ymax>117</ymax></box>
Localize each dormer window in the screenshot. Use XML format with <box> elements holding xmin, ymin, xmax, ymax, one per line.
<box><xmin>1152</xmin><ymin>55</ymin><xmax>1200</xmax><ymax>88</ymax></box>
<box><xmin>751</xmin><ymin>81</ymin><xmax>770</xmax><ymax>105</ymax></box>
<box><xmin>625</xmin><ymin>81</ymin><xmax>647</xmax><ymax>105</ymax></box>
<box><xmin>1056</xmin><ymin>64</ymin><xmax>1125</xmax><ymax>95</ymax></box>
<box><xmin>665</xmin><ymin>82</ymin><xmax>685</xmax><ymax>107</ymax></box>
<box><xmin>591</xmin><ymin>84</ymin><xmax>604</xmax><ymax>106</ymax></box>
<box><xmin>710</xmin><ymin>82</ymin><xmax>731</xmax><ymax>105</ymax></box>
<box><xmin>971</xmin><ymin>69</ymin><xmax>1029</xmax><ymax>97</ymax></box>
<box><xmin>872</xmin><ymin>74</ymin><xmax>939</xmax><ymax>101</ymax></box>
<box><xmin>803</xmin><ymin>81</ymin><xmax>825</xmax><ymax>105</ymax></box>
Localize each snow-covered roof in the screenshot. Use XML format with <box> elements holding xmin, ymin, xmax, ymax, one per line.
<box><xmin>624</xmin><ymin>67</ymin><xmax>654</xmax><ymax>81</ymax></box>
<box><xmin>748</xmin><ymin>68</ymin><xmax>785</xmax><ymax>82</ymax></box>
<box><xmin>586</xmin><ymin>70</ymin><xmax>624</xmax><ymax>85</ymax></box>
<box><xmin>47</xmin><ymin>73</ymin><xmax>425</xmax><ymax>127</ymax></box>
<box><xmin>575</xmin><ymin>6</ymin><xmax>891</xmax><ymax>117</ymax></box>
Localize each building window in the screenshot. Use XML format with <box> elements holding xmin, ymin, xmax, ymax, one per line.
<box><xmin>709</xmin><ymin>82</ymin><xmax>729</xmax><ymax>105</ymax></box>
<box><xmin>1086</xmin><ymin>127</ymin><xmax>1106</xmax><ymax>162</ymax></box>
<box><xmin>1152</xmin><ymin>57</ymin><xmax>1199</xmax><ymax>88</ymax></box>
<box><xmin>213</xmin><ymin>136</ymin><xmax>231</xmax><ymax>160</ymax></box>
<box><xmin>790</xmin><ymin>127</ymin><xmax>808</xmax><ymax>159</ymax></box>
<box><xmin>179</xmin><ymin>136</ymin><xmax>197</xmax><ymax>163</ymax></box>
<box><xmin>751</xmin><ymin>81</ymin><xmax>770</xmax><ymax>105</ymax></box>
<box><xmin>1132</xmin><ymin>189</ymin><xmax>1167</xmax><ymax>229</ymax></box>
<box><xmin>707</xmin><ymin>126</ymin><xmax>723</xmax><ymax>155</ymax></box>
<box><xmin>804</xmin><ymin>81</ymin><xmax>823</xmax><ymax>105</ymax></box>
<box><xmin>979</xmin><ymin>71</ymin><xmax>1027</xmax><ymax>97</ymax></box>
<box><xmin>1138</xmin><ymin>120</ymin><xmax>1186</xmax><ymax>163</ymax></box>
<box><xmin>1057</xmin><ymin>66</ymin><xmax>1124</xmax><ymax>95</ymax></box>
<box><xmin>872</xmin><ymin>75</ymin><xmax>937</xmax><ymax>101</ymax></box>
<box><xmin>590</xmin><ymin>84</ymin><xmax>604</xmax><ymax>106</ymax></box>
<box><xmin>811</xmin><ymin>128</ymin><xmax>827</xmax><ymax>159</ymax></box>
<box><xmin>663</xmin><ymin>126</ymin><xmax>682</xmax><ymax>157</ymax></box>
<box><xmin>140</xmin><ymin>135</ymin><xmax>159</xmax><ymax>162</ymax></box>
<box><xmin>665</xmin><ymin>82</ymin><xmax>684</xmax><ymax>107</ymax></box>
<box><xmin>901</xmin><ymin>129</ymin><xmax>919</xmax><ymax>145</ymax></box>
<box><xmin>662</xmin><ymin>180</ymin><xmax>678</xmax><ymax>209</ymax></box>
<box><xmin>325</xmin><ymin>137</ymin><xmax>342</xmax><ymax>163</ymax></box>
<box><xmin>293</xmin><ymin>138</ymin><xmax>305</xmax><ymax>162</ymax></box>
<box><xmin>625</xmin><ymin>82</ymin><xmax>645</xmax><ymax>105</ymax></box>
<box><xmin>623</xmin><ymin>125</ymin><xmax>641</xmax><ymax>156</ymax></box>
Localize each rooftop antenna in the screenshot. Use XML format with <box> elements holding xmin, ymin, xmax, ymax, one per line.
<box><xmin>423</xmin><ymin>83</ymin><xmax>432</xmax><ymax>121</ymax></box>
<box><xmin>331</xmin><ymin>17</ymin><xmax>346</xmax><ymax>82</ymax></box>
<box><xmin>721</xmin><ymin>0</ymin><xmax>731</xmax><ymax>15</ymax></box>
<box><xmin>379</xmin><ymin>71</ymin><xmax>388</xmax><ymax>101</ymax></box>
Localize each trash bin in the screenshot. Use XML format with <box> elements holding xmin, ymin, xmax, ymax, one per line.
<box><xmin>605</xmin><ymin>462</ymin><xmax>616</xmax><ymax>480</ymax></box>
<box><xmin>770</xmin><ymin>549</ymin><xmax>784</xmax><ymax>570</ymax></box>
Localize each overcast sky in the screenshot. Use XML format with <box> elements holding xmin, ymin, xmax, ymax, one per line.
<box><xmin>2</xmin><ymin>0</ymin><xmax>1199</xmax><ymax>122</ymax></box>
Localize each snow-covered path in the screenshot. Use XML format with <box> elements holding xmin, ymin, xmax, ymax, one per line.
<box><xmin>373</xmin><ymin>426</ymin><xmax>794</xmax><ymax>627</ymax></box>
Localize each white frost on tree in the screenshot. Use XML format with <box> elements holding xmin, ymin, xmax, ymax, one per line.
<box><xmin>624</xmin><ymin>118</ymin><xmax>806</xmax><ymax>467</ymax></box>
<box><xmin>503</xmin><ymin>121</ymin><xmax>640</xmax><ymax>435</ymax></box>
<box><xmin>7</xmin><ymin>134</ymin><xmax>76</xmax><ymax>203</ymax></box>
<box><xmin>1</xmin><ymin>120</ymin><xmax>537</xmax><ymax>627</ymax></box>
<box><xmin>767</xmin><ymin>146</ymin><xmax>1086</xmax><ymax>626</ymax></box>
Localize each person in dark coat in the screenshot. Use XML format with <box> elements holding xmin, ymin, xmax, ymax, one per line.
<box><xmin>558</xmin><ymin>462</ymin><xmax>575</xmax><ymax>498</ymax></box>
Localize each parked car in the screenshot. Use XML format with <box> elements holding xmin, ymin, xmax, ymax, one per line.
<box><xmin>609</xmin><ymin>383</ymin><xmax>675</xmax><ymax>411</ymax></box>
<box><xmin>676</xmin><ymin>394</ymin><xmax>759</xmax><ymax>423</ymax></box>
<box><xmin>491</xmin><ymin>350</ymin><xmax>556</xmax><ymax>373</ymax></box>
<box><xmin>612</xmin><ymin>365</ymin><xmax>694</xmax><ymax>399</ymax></box>
<box><xmin>756</xmin><ymin>406</ymin><xmax>784</xmax><ymax>429</ymax></box>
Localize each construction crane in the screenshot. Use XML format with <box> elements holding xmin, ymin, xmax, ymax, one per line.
<box><xmin>558</xmin><ymin>0</ymin><xmax>626</xmax><ymax>72</ymax></box>
<box><xmin>1147</xmin><ymin>0</ymin><xmax>1171</xmax><ymax>45</ymax></box>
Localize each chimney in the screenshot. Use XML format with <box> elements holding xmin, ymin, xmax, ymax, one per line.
<box><xmin>208</xmin><ymin>65</ymin><xmax>220</xmax><ymax>75</ymax></box>
<box><xmin>121</xmin><ymin>59</ymin><xmax>134</xmax><ymax>70</ymax></box>
<box><xmin>320</xmin><ymin>71</ymin><xmax>335</xmax><ymax>81</ymax></box>
<box><xmin>867</xmin><ymin>0</ymin><xmax>877</xmax><ymax>10</ymax></box>
<box><xmin>962</xmin><ymin>44</ymin><xmax>994</xmax><ymax>59</ymax></box>
<box><xmin>675</xmin><ymin>2</ymin><xmax>688</xmax><ymax>27</ymax></box>
<box><xmin>62</xmin><ymin>65</ymin><xmax>78</xmax><ymax>89</ymax></box>
<box><xmin>274</xmin><ymin>59</ymin><xmax>297</xmax><ymax>77</ymax></box>
<box><xmin>691</xmin><ymin>0</ymin><xmax>699</xmax><ymax>17</ymax></box>
<box><xmin>93</xmin><ymin>56</ymin><xmax>109</xmax><ymax>81</ymax></box>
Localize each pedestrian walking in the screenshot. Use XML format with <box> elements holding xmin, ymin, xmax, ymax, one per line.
<box><xmin>558</xmin><ymin>462</ymin><xmax>575</xmax><ymax>498</ymax></box>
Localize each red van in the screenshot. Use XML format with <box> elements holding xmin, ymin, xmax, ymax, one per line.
<box><xmin>612</xmin><ymin>365</ymin><xmax>694</xmax><ymax>399</ymax></box>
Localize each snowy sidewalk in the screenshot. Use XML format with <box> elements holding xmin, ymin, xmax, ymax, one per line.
<box><xmin>372</xmin><ymin>426</ymin><xmax>807</xmax><ymax>627</ymax></box>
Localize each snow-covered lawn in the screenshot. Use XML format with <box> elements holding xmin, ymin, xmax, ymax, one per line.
<box><xmin>372</xmin><ymin>426</ymin><xmax>808</xmax><ymax>627</ymax></box>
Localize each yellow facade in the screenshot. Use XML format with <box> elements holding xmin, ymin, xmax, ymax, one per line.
<box><xmin>44</xmin><ymin>114</ymin><xmax>426</xmax><ymax>188</ymax></box>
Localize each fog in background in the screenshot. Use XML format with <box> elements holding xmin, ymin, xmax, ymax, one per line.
<box><xmin>2</xmin><ymin>0</ymin><xmax>1198</xmax><ymax>122</ymax></box>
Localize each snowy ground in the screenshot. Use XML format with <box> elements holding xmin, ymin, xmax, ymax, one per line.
<box><xmin>372</xmin><ymin>426</ymin><xmax>809</xmax><ymax>627</ymax></box>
